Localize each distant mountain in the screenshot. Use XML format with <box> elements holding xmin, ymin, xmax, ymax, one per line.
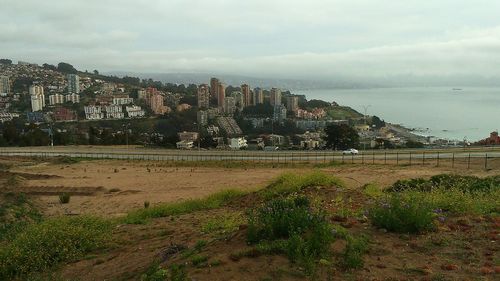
<box><xmin>105</xmin><ymin>71</ymin><xmax>378</xmax><ymax>90</ymax></box>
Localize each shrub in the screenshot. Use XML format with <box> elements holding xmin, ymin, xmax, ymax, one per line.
<box><xmin>341</xmin><ymin>235</ymin><xmax>369</xmax><ymax>269</ymax></box>
<box><xmin>389</xmin><ymin>174</ymin><xmax>500</xmax><ymax>193</ymax></box>
<box><xmin>191</xmin><ymin>254</ymin><xmax>208</xmax><ymax>267</ymax></box>
<box><xmin>246</xmin><ymin>195</ymin><xmax>334</xmax><ymax>275</ymax></box>
<box><xmin>59</xmin><ymin>193</ymin><xmax>71</xmax><ymax>204</ymax></box>
<box><xmin>141</xmin><ymin>262</ymin><xmax>168</xmax><ymax>281</ymax></box>
<box><xmin>0</xmin><ymin>216</ymin><xmax>112</xmax><ymax>279</ymax></box>
<box><xmin>144</xmin><ymin>201</ymin><xmax>150</xmax><ymax>209</ymax></box>
<box><xmin>247</xmin><ymin>196</ymin><xmax>317</xmax><ymax>243</ymax></box>
<box><xmin>124</xmin><ymin>189</ymin><xmax>246</xmax><ymax>224</ymax></box>
<box><xmin>201</xmin><ymin>212</ymin><xmax>243</xmax><ymax>236</ymax></box>
<box><xmin>263</xmin><ymin>171</ymin><xmax>344</xmax><ymax>198</ymax></box>
<box><xmin>369</xmin><ymin>193</ymin><xmax>435</xmax><ymax>234</ymax></box>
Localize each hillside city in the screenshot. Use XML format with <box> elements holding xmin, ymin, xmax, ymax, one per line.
<box><xmin>0</xmin><ymin>59</ymin><xmax>497</xmax><ymax>149</ymax></box>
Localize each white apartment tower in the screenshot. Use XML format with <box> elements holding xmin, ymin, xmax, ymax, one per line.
<box><xmin>29</xmin><ymin>85</ymin><xmax>45</xmax><ymax>112</ymax></box>
<box><xmin>67</xmin><ymin>74</ymin><xmax>80</xmax><ymax>94</ymax></box>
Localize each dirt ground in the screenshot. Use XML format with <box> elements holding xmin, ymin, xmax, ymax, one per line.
<box><xmin>0</xmin><ymin>157</ymin><xmax>495</xmax><ymax>218</ymax></box>
<box><xmin>1</xmin><ymin>157</ymin><xmax>498</xmax><ymax>280</ymax></box>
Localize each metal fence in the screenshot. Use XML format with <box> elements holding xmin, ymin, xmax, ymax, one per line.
<box><xmin>0</xmin><ymin>149</ymin><xmax>498</xmax><ymax>170</ymax></box>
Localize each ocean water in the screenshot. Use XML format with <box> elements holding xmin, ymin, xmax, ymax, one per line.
<box><xmin>293</xmin><ymin>87</ymin><xmax>500</xmax><ymax>142</ymax></box>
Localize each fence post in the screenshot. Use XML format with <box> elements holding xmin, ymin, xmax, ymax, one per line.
<box><xmin>422</xmin><ymin>152</ymin><xmax>425</xmax><ymax>166</ymax></box>
<box><xmin>467</xmin><ymin>153</ymin><xmax>471</xmax><ymax>169</ymax></box>
<box><xmin>342</xmin><ymin>154</ymin><xmax>344</xmax><ymax>164</ymax></box>
<box><xmin>437</xmin><ymin>152</ymin><xmax>440</xmax><ymax>167</ymax></box>
<box><xmin>362</xmin><ymin>153</ymin><xmax>364</xmax><ymax>164</ymax></box>
<box><xmin>409</xmin><ymin>152</ymin><xmax>412</xmax><ymax>166</ymax></box>
<box><xmin>452</xmin><ymin>153</ymin><xmax>455</xmax><ymax>168</ymax></box>
<box><xmin>372</xmin><ymin>151</ymin><xmax>375</xmax><ymax>164</ymax></box>
<box><xmin>396</xmin><ymin>152</ymin><xmax>399</xmax><ymax>165</ymax></box>
<box><xmin>384</xmin><ymin>152</ymin><xmax>387</xmax><ymax>164</ymax></box>
<box><xmin>485</xmin><ymin>153</ymin><xmax>488</xmax><ymax>170</ymax></box>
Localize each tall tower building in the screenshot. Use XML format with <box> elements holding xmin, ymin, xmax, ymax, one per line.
<box><xmin>197</xmin><ymin>84</ymin><xmax>210</xmax><ymax>109</ymax></box>
<box><xmin>217</xmin><ymin>82</ymin><xmax>225</xmax><ymax>108</ymax></box>
<box><xmin>29</xmin><ymin>85</ymin><xmax>45</xmax><ymax>112</ymax></box>
<box><xmin>286</xmin><ymin>96</ymin><xmax>299</xmax><ymax>112</ymax></box>
<box><xmin>231</xmin><ymin>91</ymin><xmax>244</xmax><ymax>110</ymax></box>
<box><xmin>0</xmin><ymin>76</ymin><xmax>10</xmax><ymax>94</ymax></box>
<box><xmin>67</xmin><ymin>74</ymin><xmax>80</xmax><ymax>94</ymax></box>
<box><xmin>270</xmin><ymin>88</ymin><xmax>282</xmax><ymax>107</ymax></box>
<box><xmin>241</xmin><ymin>84</ymin><xmax>251</xmax><ymax>107</ymax></box>
<box><xmin>253</xmin><ymin>88</ymin><xmax>264</xmax><ymax>105</ymax></box>
<box><xmin>210</xmin><ymin>78</ymin><xmax>219</xmax><ymax>102</ymax></box>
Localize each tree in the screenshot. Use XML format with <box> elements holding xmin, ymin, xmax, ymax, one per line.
<box><xmin>93</xmin><ymin>70</ymin><xmax>99</xmax><ymax>75</ymax></box>
<box><xmin>370</xmin><ymin>116</ymin><xmax>385</xmax><ymax>129</ymax></box>
<box><xmin>323</xmin><ymin>124</ymin><xmax>360</xmax><ymax>150</ymax></box>
<box><xmin>0</xmin><ymin>59</ymin><xmax>12</xmax><ymax>65</ymax></box>
<box><xmin>57</xmin><ymin>62</ymin><xmax>78</xmax><ymax>74</ymax></box>
<box><xmin>42</xmin><ymin>63</ymin><xmax>57</xmax><ymax>71</ymax></box>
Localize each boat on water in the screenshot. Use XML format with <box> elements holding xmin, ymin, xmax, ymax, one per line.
<box><xmin>452</xmin><ymin>88</ymin><xmax>463</xmax><ymax>91</ymax></box>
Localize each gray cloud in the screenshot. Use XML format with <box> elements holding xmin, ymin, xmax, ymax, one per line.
<box><xmin>1</xmin><ymin>0</ymin><xmax>500</xmax><ymax>84</ymax></box>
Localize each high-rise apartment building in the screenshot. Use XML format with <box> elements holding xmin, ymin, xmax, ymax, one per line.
<box><xmin>253</xmin><ymin>88</ymin><xmax>264</xmax><ymax>105</ymax></box>
<box><xmin>0</xmin><ymin>76</ymin><xmax>10</xmax><ymax>94</ymax></box>
<box><xmin>270</xmin><ymin>88</ymin><xmax>282</xmax><ymax>107</ymax></box>
<box><xmin>231</xmin><ymin>91</ymin><xmax>244</xmax><ymax>110</ymax></box>
<box><xmin>224</xmin><ymin>96</ymin><xmax>236</xmax><ymax>115</ymax></box>
<box><xmin>65</xmin><ymin>93</ymin><xmax>80</xmax><ymax>103</ymax></box>
<box><xmin>286</xmin><ymin>96</ymin><xmax>299</xmax><ymax>112</ymax></box>
<box><xmin>197</xmin><ymin>84</ymin><xmax>210</xmax><ymax>109</ymax></box>
<box><xmin>241</xmin><ymin>84</ymin><xmax>251</xmax><ymax>107</ymax></box>
<box><xmin>217</xmin><ymin>82</ymin><xmax>225</xmax><ymax>108</ymax></box>
<box><xmin>29</xmin><ymin>85</ymin><xmax>45</xmax><ymax>112</ymax></box>
<box><xmin>67</xmin><ymin>74</ymin><xmax>80</xmax><ymax>94</ymax></box>
<box><xmin>210</xmin><ymin>78</ymin><xmax>219</xmax><ymax>102</ymax></box>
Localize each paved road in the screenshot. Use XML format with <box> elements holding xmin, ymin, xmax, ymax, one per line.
<box><xmin>0</xmin><ymin>146</ymin><xmax>498</xmax><ymax>163</ymax></box>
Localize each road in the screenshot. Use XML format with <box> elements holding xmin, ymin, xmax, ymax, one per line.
<box><xmin>0</xmin><ymin>146</ymin><xmax>498</xmax><ymax>164</ymax></box>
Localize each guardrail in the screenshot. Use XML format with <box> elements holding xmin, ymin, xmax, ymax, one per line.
<box><xmin>0</xmin><ymin>149</ymin><xmax>498</xmax><ymax>170</ymax></box>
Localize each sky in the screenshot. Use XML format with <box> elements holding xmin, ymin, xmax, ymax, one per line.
<box><xmin>1</xmin><ymin>0</ymin><xmax>500</xmax><ymax>83</ymax></box>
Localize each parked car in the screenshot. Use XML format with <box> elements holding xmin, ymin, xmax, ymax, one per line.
<box><xmin>342</xmin><ymin>148</ymin><xmax>359</xmax><ymax>155</ymax></box>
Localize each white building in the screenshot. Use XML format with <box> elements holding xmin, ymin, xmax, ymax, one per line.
<box><xmin>0</xmin><ymin>76</ymin><xmax>10</xmax><ymax>94</ymax></box>
<box><xmin>113</xmin><ymin>96</ymin><xmax>134</xmax><ymax>105</ymax></box>
<box><xmin>49</xmin><ymin>94</ymin><xmax>65</xmax><ymax>105</ymax></box>
<box><xmin>229</xmin><ymin>137</ymin><xmax>248</xmax><ymax>150</ymax></box>
<box><xmin>29</xmin><ymin>85</ymin><xmax>45</xmax><ymax>112</ymax></box>
<box><xmin>126</xmin><ymin>105</ymin><xmax>145</xmax><ymax>118</ymax></box>
<box><xmin>105</xmin><ymin>105</ymin><xmax>125</xmax><ymax>119</ymax></box>
<box><xmin>65</xmin><ymin>93</ymin><xmax>80</xmax><ymax>103</ymax></box>
<box><xmin>84</xmin><ymin>105</ymin><xmax>104</xmax><ymax>120</ymax></box>
<box><xmin>67</xmin><ymin>74</ymin><xmax>80</xmax><ymax>93</ymax></box>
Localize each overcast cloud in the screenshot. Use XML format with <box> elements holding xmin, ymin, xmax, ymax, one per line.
<box><xmin>1</xmin><ymin>0</ymin><xmax>500</xmax><ymax>83</ymax></box>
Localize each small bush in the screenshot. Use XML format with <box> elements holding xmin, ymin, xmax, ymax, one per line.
<box><xmin>263</xmin><ymin>171</ymin><xmax>344</xmax><ymax>198</ymax></box>
<box><xmin>369</xmin><ymin>193</ymin><xmax>435</xmax><ymax>234</ymax></box>
<box><xmin>0</xmin><ymin>216</ymin><xmax>112</xmax><ymax>279</ymax></box>
<box><xmin>144</xmin><ymin>201</ymin><xmax>150</xmax><ymax>209</ymax></box>
<box><xmin>124</xmin><ymin>189</ymin><xmax>246</xmax><ymax>224</ymax></box>
<box><xmin>246</xmin><ymin>195</ymin><xmax>334</xmax><ymax>275</ymax></box>
<box><xmin>341</xmin><ymin>235</ymin><xmax>369</xmax><ymax>269</ymax></box>
<box><xmin>191</xmin><ymin>254</ymin><xmax>208</xmax><ymax>267</ymax></box>
<box><xmin>59</xmin><ymin>193</ymin><xmax>71</xmax><ymax>204</ymax></box>
<box><xmin>247</xmin><ymin>196</ymin><xmax>317</xmax><ymax>243</ymax></box>
<box><xmin>140</xmin><ymin>262</ymin><xmax>188</xmax><ymax>281</ymax></box>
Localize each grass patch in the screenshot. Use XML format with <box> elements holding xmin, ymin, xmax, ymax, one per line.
<box><xmin>246</xmin><ymin>195</ymin><xmax>335</xmax><ymax>275</ymax></box>
<box><xmin>387</xmin><ymin>174</ymin><xmax>499</xmax><ymax>216</ymax></box>
<box><xmin>123</xmin><ymin>189</ymin><xmax>247</xmax><ymax>224</ymax></box>
<box><xmin>369</xmin><ymin>193</ymin><xmax>436</xmax><ymax>234</ymax></box>
<box><xmin>341</xmin><ymin>235</ymin><xmax>370</xmax><ymax>270</ymax></box>
<box><xmin>263</xmin><ymin>171</ymin><xmax>344</xmax><ymax>198</ymax></box>
<box><xmin>0</xmin><ymin>192</ymin><xmax>42</xmax><ymax>241</ymax></box>
<box><xmin>201</xmin><ymin>212</ymin><xmax>243</xmax><ymax>236</ymax></box>
<box><xmin>0</xmin><ymin>216</ymin><xmax>112</xmax><ymax>279</ymax></box>
<box><xmin>389</xmin><ymin>174</ymin><xmax>500</xmax><ymax>193</ymax></box>
<box><xmin>141</xmin><ymin>261</ymin><xmax>187</xmax><ymax>281</ymax></box>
